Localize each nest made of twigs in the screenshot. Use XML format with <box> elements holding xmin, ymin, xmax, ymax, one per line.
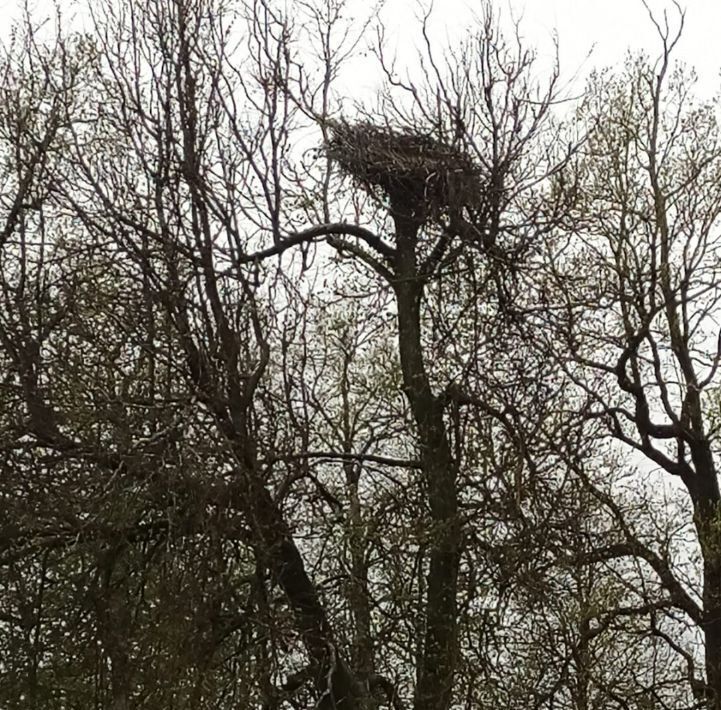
<box><xmin>325</xmin><ymin>119</ymin><xmax>482</xmax><ymax>221</ymax></box>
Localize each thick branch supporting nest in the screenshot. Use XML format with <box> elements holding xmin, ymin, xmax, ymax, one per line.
<box><xmin>325</xmin><ymin>120</ymin><xmax>482</xmax><ymax>223</ymax></box>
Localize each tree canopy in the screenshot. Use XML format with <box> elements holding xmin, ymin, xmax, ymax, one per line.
<box><xmin>1</xmin><ymin>1</ymin><xmax>720</xmax><ymax>709</ymax></box>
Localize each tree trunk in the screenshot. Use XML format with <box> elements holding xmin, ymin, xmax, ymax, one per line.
<box><xmin>704</xmin><ymin>555</ymin><xmax>721</xmax><ymax>710</ymax></box>
<box><xmin>696</xmin><ymin>499</ymin><xmax>721</xmax><ymax>709</ymax></box>
<box><xmin>237</xmin><ymin>471</ymin><xmax>364</xmax><ymax>709</ymax></box>
<box><xmin>687</xmin><ymin>440</ymin><xmax>721</xmax><ymax>709</ymax></box>
<box><xmin>392</xmin><ymin>210</ymin><xmax>461</xmax><ymax>710</ymax></box>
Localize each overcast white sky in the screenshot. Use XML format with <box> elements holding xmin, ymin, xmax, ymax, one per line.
<box><xmin>377</xmin><ymin>0</ymin><xmax>721</xmax><ymax>97</ymax></box>
<box><xmin>1</xmin><ymin>0</ymin><xmax>719</xmax><ymax>98</ymax></box>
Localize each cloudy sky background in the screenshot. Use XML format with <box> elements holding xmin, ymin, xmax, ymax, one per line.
<box><xmin>1</xmin><ymin>0</ymin><xmax>720</xmax><ymax>100</ymax></box>
<box><xmin>375</xmin><ymin>0</ymin><xmax>721</xmax><ymax>99</ymax></box>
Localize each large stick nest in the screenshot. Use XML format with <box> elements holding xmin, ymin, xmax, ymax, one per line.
<box><xmin>325</xmin><ymin>120</ymin><xmax>482</xmax><ymax>221</ymax></box>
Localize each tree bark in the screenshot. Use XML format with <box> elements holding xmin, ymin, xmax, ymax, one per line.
<box><xmin>684</xmin><ymin>434</ymin><xmax>721</xmax><ymax>709</ymax></box>
<box><xmin>695</xmin><ymin>497</ymin><xmax>721</xmax><ymax>710</ymax></box>
<box><xmin>392</xmin><ymin>209</ymin><xmax>461</xmax><ymax>710</ymax></box>
<box><xmin>237</xmin><ymin>470</ymin><xmax>363</xmax><ymax>709</ymax></box>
